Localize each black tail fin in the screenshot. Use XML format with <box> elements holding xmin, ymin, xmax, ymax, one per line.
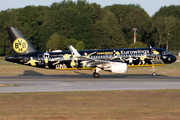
<box><xmin>6</xmin><ymin>27</ymin><xmax>38</xmax><ymax>55</ymax></box>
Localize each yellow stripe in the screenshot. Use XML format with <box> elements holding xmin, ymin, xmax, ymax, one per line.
<box><xmin>55</xmin><ymin>64</ymin><xmax>169</xmax><ymax>70</ymax></box>
<box><xmin>128</xmin><ymin>64</ymin><xmax>168</xmax><ymax>68</ymax></box>
<box><xmin>56</xmin><ymin>67</ymin><xmax>96</xmax><ymax>70</ymax></box>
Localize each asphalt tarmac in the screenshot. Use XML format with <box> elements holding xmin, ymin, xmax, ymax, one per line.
<box><xmin>0</xmin><ymin>75</ymin><xmax>180</xmax><ymax>93</ymax></box>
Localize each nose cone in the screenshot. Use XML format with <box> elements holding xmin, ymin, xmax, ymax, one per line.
<box><xmin>172</xmin><ymin>55</ymin><xmax>177</xmax><ymax>63</ymax></box>
<box><xmin>167</xmin><ymin>54</ymin><xmax>177</xmax><ymax>63</ymax></box>
<box><xmin>162</xmin><ymin>54</ymin><xmax>177</xmax><ymax>64</ymax></box>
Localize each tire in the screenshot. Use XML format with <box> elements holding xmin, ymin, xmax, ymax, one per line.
<box><xmin>93</xmin><ymin>72</ymin><xmax>100</xmax><ymax>78</ymax></box>
<box><xmin>152</xmin><ymin>72</ymin><xmax>157</xmax><ymax>76</ymax></box>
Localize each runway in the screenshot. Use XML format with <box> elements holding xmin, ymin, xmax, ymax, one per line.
<box><xmin>0</xmin><ymin>75</ymin><xmax>180</xmax><ymax>93</ymax></box>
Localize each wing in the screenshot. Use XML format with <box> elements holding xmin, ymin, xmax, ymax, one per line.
<box><xmin>68</xmin><ymin>45</ymin><xmax>127</xmax><ymax>74</ymax></box>
<box><xmin>68</xmin><ymin>45</ymin><xmax>81</xmax><ymax>57</ymax></box>
<box><xmin>68</xmin><ymin>45</ymin><xmax>122</xmax><ymax>66</ymax></box>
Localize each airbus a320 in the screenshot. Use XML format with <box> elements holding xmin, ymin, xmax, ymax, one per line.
<box><xmin>5</xmin><ymin>27</ymin><xmax>177</xmax><ymax>78</ymax></box>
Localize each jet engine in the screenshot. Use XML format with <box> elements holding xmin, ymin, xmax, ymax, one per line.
<box><xmin>104</xmin><ymin>62</ymin><xmax>127</xmax><ymax>73</ymax></box>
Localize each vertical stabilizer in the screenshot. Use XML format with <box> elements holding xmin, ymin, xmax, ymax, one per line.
<box><xmin>6</xmin><ymin>27</ymin><xmax>38</xmax><ymax>55</ymax></box>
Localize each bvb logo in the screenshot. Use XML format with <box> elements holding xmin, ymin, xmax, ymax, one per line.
<box><xmin>13</xmin><ymin>38</ymin><xmax>28</xmax><ymax>53</ymax></box>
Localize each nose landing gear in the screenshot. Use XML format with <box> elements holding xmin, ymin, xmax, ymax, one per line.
<box><xmin>152</xmin><ymin>72</ymin><xmax>157</xmax><ymax>76</ymax></box>
<box><xmin>152</xmin><ymin>65</ymin><xmax>157</xmax><ymax>76</ymax></box>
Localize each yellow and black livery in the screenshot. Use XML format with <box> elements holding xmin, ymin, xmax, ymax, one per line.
<box><xmin>5</xmin><ymin>27</ymin><xmax>177</xmax><ymax>77</ymax></box>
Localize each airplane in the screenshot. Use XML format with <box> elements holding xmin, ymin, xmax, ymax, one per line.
<box><xmin>5</xmin><ymin>27</ymin><xmax>177</xmax><ymax>78</ymax></box>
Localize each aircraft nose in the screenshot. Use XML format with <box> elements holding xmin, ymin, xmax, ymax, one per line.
<box><xmin>171</xmin><ymin>55</ymin><xmax>177</xmax><ymax>63</ymax></box>
<box><xmin>173</xmin><ymin>55</ymin><xmax>177</xmax><ymax>62</ymax></box>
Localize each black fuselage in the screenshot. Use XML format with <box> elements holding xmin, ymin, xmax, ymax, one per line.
<box><xmin>5</xmin><ymin>47</ymin><xmax>177</xmax><ymax>70</ymax></box>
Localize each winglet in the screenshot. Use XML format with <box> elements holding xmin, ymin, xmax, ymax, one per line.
<box><xmin>68</xmin><ymin>45</ymin><xmax>81</xmax><ymax>57</ymax></box>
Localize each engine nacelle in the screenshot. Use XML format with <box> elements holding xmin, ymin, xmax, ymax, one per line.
<box><xmin>108</xmin><ymin>62</ymin><xmax>127</xmax><ymax>73</ymax></box>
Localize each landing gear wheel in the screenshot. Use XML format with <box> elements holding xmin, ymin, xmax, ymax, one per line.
<box><xmin>93</xmin><ymin>72</ymin><xmax>99</xmax><ymax>78</ymax></box>
<box><xmin>152</xmin><ymin>72</ymin><xmax>157</xmax><ymax>76</ymax></box>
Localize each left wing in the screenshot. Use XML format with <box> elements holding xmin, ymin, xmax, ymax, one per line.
<box><xmin>68</xmin><ymin>45</ymin><xmax>127</xmax><ymax>74</ymax></box>
<box><xmin>68</xmin><ymin>45</ymin><xmax>113</xmax><ymax>66</ymax></box>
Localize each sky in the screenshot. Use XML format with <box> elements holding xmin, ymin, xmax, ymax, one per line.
<box><xmin>1</xmin><ymin>0</ymin><xmax>180</xmax><ymax>17</ymax></box>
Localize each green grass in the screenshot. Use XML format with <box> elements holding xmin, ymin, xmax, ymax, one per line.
<box><xmin>0</xmin><ymin>83</ymin><xmax>20</xmax><ymax>87</ymax></box>
<box><xmin>0</xmin><ymin>90</ymin><xmax>180</xmax><ymax>119</ymax></box>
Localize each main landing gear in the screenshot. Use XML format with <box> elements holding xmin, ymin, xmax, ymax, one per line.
<box><xmin>93</xmin><ymin>72</ymin><xmax>99</xmax><ymax>78</ymax></box>
<box><xmin>152</xmin><ymin>65</ymin><xmax>157</xmax><ymax>76</ymax></box>
<box><xmin>93</xmin><ymin>67</ymin><xmax>101</xmax><ymax>78</ymax></box>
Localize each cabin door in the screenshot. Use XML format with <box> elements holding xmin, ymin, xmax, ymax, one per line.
<box><xmin>38</xmin><ymin>54</ymin><xmax>44</xmax><ymax>65</ymax></box>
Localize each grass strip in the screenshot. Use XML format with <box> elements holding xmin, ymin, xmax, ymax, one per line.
<box><xmin>0</xmin><ymin>90</ymin><xmax>180</xmax><ymax>119</ymax></box>
<box><xmin>0</xmin><ymin>83</ymin><xmax>19</xmax><ymax>87</ymax></box>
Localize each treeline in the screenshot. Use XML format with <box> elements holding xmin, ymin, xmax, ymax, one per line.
<box><xmin>0</xmin><ymin>0</ymin><xmax>180</xmax><ymax>56</ymax></box>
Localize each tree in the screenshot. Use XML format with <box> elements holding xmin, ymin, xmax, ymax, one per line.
<box><xmin>90</xmin><ymin>20</ymin><xmax>109</xmax><ymax>49</ymax></box>
<box><xmin>46</xmin><ymin>33</ymin><xmax>64</xmax><ymax>51</ymax></box>
<box><xmin>154</xmin><ymin>5</ymin><xmax>180</xmax><ymax>19</ymax></box>
<box><xmin>75</xmin><ymin>41</ymin><xmax>84</xmax><ymax>50</ymax></box>
<box><xmin>151</xmin><ymin>16</ymin><xmax>164</xmax><ymax>48</ymax></box>
<box><xmin>128</xmin><ymin>42</ymin><xmax>147</xmax><ymax>48</ymax></box>
<box><xmin>90</xmin><ymin>3</ymin><xmax>103</xmax><ymax>21</ymax></box>
<box><xmin>153</xmin><ymin>5</ymin><xmax>180</xmax><ymax>50</ymax></box>
<box><xmin>104</xmin><ymin>12</ymin><xmax>126</xmax><ymax>48</ymax></box>
<box><xmin>162</xmin><ymin>17</ymin><xmax>176</xmax><ymax>50</ymax></box>
<box><xmin>0</xmin><ymin>11</ymin><xmax>10</xmax><ymax>55</ymax></box>
<box><xmin>56</xmin><ymin>7</ymin><xmax>78</xmax><ymax>36</ymax></box>
<box><xmin>17</xmin><ymin>6</ymin><xmax>46</xmax><ymax>50</ymax></box>
<box><xmin>108</xmin><ymin>4</ymin><xmax>151</xmax><ymax>46</ymax></box>
<box><xmin>90</xmin><ymin>12</ymin><xmax>126</xmax><ymax>49</ymax></box>
<box><xmin>46</xmin><ymin>32</ymin><xmax>77</xmax><ymax>51</ymax></box>
<box><xmin>62</xmin><ymin>38</ymin><xmax>77</xmax><ymax>51</ymax></box>
<box><xmin>0</xmin><ymin>9</ymin><xmax>22</xmax><ymax>56</ymax></box>
<box><xmin>168</xmin><ymin>19</ymin><xmax>180</xmax><ymax>50</ymax></box>
<box><xmin>66</xmin><ymin>1</ymin><xmax>96</xmax><ymax>49</ymax></box>
<box><xmin>38</xmin><ymin>24</ymin><xmax>54</xmax><ymax>52</ymax></box>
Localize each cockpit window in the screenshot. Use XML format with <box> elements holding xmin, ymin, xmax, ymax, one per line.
<box><xmin>166</xmin><ymin>50</ymin><xmax>170</xmax><ymax>54</ymax></box>
<box><xmin>162</xmin><ymin>50</ymin><xmax>170</xmax><ymax>55</ymax></box>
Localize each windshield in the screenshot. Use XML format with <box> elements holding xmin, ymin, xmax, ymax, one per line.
<box><xmin>161</xmin><ymin>50</ymin><xmax>170</xmax><ymax>55</ymax></box>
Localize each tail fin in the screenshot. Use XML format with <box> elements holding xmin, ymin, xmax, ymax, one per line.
<box><xmin>6</xmin><ymin>27</ymin><xmax>38</xmax><ymax>55</ymax></box>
